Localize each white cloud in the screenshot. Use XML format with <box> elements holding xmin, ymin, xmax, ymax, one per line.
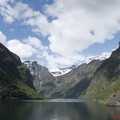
<box><xmin>0</xmin><ymin>33</ymin><xmax>48</xmax><ymax>62</ymax></box>
<box><xmin>0</xmin><ymin>31</ymin><xmax>44</xmax><ymax>59</ymax></box>
<box><xmin>7</xmin><ymin>39</ymin><xmax>37</xmax><ymax>59</ymax></box>
<box><xmin>0</xmin><ymin>31</ymin><xmax>49</xmax><ymax>66</ymax></box>
<box><xmin>0</xmin><ymin>0</ymin><xmax>18</xmax><ymax>23</ymax></box>
<box><xmin>0</xmin><ymin>31</ymin><xmax>112</xmax><ymax>71</ymax></box>
<box><xmin>42</xmin><ymin>51</ymin><xmax>85</xmax><ymax>70</ymax></box>
<box><xmin>0</xmin><ymin>1</ymin><xmax>49</xmax><ymax>35</ymax></box>
<box><xmin>23</xmin><ymin>36</ymin><xmax>43</xmax><ymax>49</ymax></box>
<box><xmin>1</xmin><ymin>0</ymin><xmax>120</xmax><ymax>69</ymax></box>
<box><xmin>43</xmin><ymin>51</ymin><xmax>111</xmax><ymax>71</ymax></box>
<box><xmin>45</xmin><ymin>0</ymin><xmax>120</xmax><ymax>57</ymax></box>
<box><xmin>0</xmin><ymin>0</ymin><xmax>9</xmax><ymax>5</ymax></box>
<box><xmin>0</xmin><ymin>31</ymin><xmax>7</xmax><ymax>46</ymax></box>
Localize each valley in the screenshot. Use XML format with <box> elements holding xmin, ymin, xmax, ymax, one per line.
<box><xmin>0</xmin><ymin>42</ymin><xmax>120</xmax><ymax>106</ymax></box>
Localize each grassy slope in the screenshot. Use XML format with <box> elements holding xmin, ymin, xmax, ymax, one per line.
<box><xmin>82</xmin><ymin>48</ymin><xmax>120</xmax><ymax>101</ymax></box>
<box><xmin>50</xmin><ymin>60</ymin><xmax>102</xmax><ymax>98</ymax></box>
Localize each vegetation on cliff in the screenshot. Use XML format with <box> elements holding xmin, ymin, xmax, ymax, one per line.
<box><xmin>0</xmin><ymin>43</ymin><xmax>44</xmax><ymax>100</ymax></box>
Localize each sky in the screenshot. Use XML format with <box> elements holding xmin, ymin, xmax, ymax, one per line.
<box><xmin>0</xmin><ymin>0</ymin><xmax>120</xmax><ymax>71</ymax></box>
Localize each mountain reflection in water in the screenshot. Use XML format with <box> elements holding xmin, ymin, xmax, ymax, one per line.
<box><xmin>0</xmin><ymin>99</ymin><xmax>119</xmax><ymax>120</ymax></box>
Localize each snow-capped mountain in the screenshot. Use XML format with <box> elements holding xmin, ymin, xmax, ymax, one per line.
<box><xmin>24</xmin><ymin>61</ymin><xmax>56</xmax><ymax>96</ymax></box>
<box><xmin>51</xmin><ymin>65</ymin><xmax>78</xmax><ymax>76</ymax></box>
<box><xmin>24</xmin><ymin>61</ymin><xmax>55</xmax><ymax>82</ymax></box>
<box><xmin>51</xmin><ymin>53</ymin><xmax>110</xmax><ymax>77</ymax></box>
<box><xmin>82</xmin><ymin>53</ymin><xmax>111</xmax><ymax>64</ymax></box>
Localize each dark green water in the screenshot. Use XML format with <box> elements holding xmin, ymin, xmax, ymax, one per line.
<box><xmin>0</xmin><ymin>99</ymin><xmax>120</xmax><ymax>120</ymax></box>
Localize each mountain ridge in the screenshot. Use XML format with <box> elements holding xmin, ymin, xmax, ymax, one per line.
<box><xmin>50</xmin><ymin>65</ymin><xmax>78</xmax><ymax>76</ymax></box>
<box><xmin>25</xmin><ymin>42</ymin><xmax>120</xmax><ymax>106</ymax></box>
<box><xmin>0</xmin><ymin>42</ymin><xmax>44</xmax><ymax>100</ymax></box>
<box><xmin>24</xmin><ymin>61</ymin><xmax>56</xmax><ymax>97</ymax></box>
<box><xmin>82</xmin><ymin>44</ymin><xmax>120</xmax><ymax>106</ymax></box>
<box><xmin>1</xmin><ymin>41</ymin><xmax>120</xmax><ymax>106</ymax></box>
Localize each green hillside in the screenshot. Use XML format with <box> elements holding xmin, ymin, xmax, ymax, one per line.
<box><xmin>0</xmin><ymin>43</ymin><xmax>44</xmax><ymax>100</ymax></box>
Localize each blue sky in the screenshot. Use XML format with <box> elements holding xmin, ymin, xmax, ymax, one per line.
<box><xmin>0</xmin><ymin>0</ymin><xmax>120</xmax><ymax>71</ymax></box>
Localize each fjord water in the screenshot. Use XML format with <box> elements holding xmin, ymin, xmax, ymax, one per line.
<box><xmin>0</xmin><ymin>99</ymin><xmax>120</xmax><ymax>120</ymax></box>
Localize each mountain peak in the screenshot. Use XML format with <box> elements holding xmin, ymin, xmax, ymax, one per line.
<box><xmin>24</xmin><ymin>61</ymin><xmax>38</xmax><ymax>65</ymax></box>
<box><xmin>24</xmin><ymin>60</ymin><xmax>54</xmax><ymax>80</ymax></box>
<box><xmin>111</xmin><ymin>42</ymin><xmax>120</xmax><ymax>58</ymax></box>
<box><xmin>0</xmin><ymin>42</ymin><xmax>21</xmax><ymax>66</ymax></box>
<box><xmin>51</xmin><ymin>65</ymin><xmax>78</xmax><ymax>76</ymax></box>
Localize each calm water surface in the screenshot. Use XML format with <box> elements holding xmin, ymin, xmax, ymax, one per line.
<box><xmin>0</xmin><ymin>99</ymin><xmax>120</xmax><ymax>120</ymax></box>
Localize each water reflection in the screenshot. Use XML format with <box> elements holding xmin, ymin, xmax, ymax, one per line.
<box><xmin>0</xmin><ymin>100</ymin><xmax>119</xmax><ymax>120</ymax></box>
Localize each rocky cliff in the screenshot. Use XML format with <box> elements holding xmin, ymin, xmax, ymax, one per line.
<box><xmin>24</xmin><ymin>61</ymin><xmax>56</xmax><ymax>97</ymax></box>
<box><xmin>0</xmin><ymin>43</ymin><xmax>44</xmax><ymax>100</ymax></box>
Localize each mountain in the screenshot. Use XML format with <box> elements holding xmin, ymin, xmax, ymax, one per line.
<box><xmin>82</xmin><ymin>54</ymin><xmax>110</xmax><ymax>64</ymax></box>
<box><xmin>47</xmin><ymin>43</ymin><xmax>120</xmax><ymax>106</ymax></box>
<box><xmin>2</xmin><ymin>37</ymin><xmax>119</xmax><ymax>105</ymax></box>
<box><xmin>82</xmin><ymin>43</ymin><xmax>120</xmax><ymax>106</ymax></box>
<box><xmin>0</xmin><ymin>43</ymin><xmax>44</xmax><ymax>100</ymax></box>
<box><xmin>49</xmin><ymin>60</ymin><xmax>103</xmax><ymax>98</ymax></box>
<box><xmin>24</xmin><ymin>61</ymin><xmax>56</xmax><ymax>96</ymax></box>
<box><xmin>23</xmin><ymin>59</ymin><xmax>104</xmax><ymax>99</ymax></box>
<box><xmin>46</xmin><ymin>43</ymin><xmax>120</xmax><ymax>106</ymax></box>
<box><xmin>23</xmin><ymin>54</ymin><xmax>108</xmax><ymax>99</ymax></box>
<box><xmin>20</xmin><ymin>42</ymin><xmax>120</xmax><ymax>106</ymax></box>
<box><xmin>50</xmin><ymin>54</ymin><xmax>109</xmax><ymax>77</ymax></box>
<box><xmin>51</xmin><ymin>65</ymin><xmax>78</xmax><ymax>76</ymax></box>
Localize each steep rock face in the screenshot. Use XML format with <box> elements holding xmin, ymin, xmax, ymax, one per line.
<box><xmin>83</xmin><ymin>44</ymin><xmax>120</xmax><ymax>106</ymax></box>
<box><xmin>50</xmin><ymin>60</ymin><xmax>103</xmax><ymax>98</ymax></box>
<box><xmin>24</xmin><ymin>61</ymin><xmax>54</xmax><ymax>82</ymax></box>
<box><xmin>18</xmin><ymin>64</ymin><xmax>35</xmax><ymax>90</ymax></box>
<box><xmin>24</xmin><ymin>61</ymin><xmax>56</xmax><ymax>96</ymax></box>
<box><xmin>0</xmin><ymin>43</ymin><xmax>44</xmax><ymax>99</ymax></box>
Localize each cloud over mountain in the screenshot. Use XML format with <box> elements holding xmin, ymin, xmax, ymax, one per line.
<box><xmin>0</xmin><ymin>0</ymin><xmax>120</xmax><ymax>69</ymax></box>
